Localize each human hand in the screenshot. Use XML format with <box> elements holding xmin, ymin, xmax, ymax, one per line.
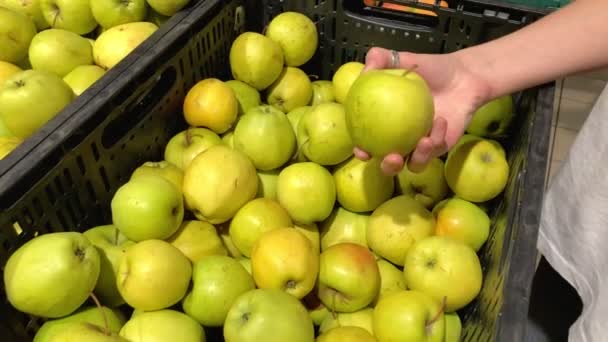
<box><xmin>353</xmin><ymin>47</ymin><xmax>491</xmax><ymax>176</ymax></box>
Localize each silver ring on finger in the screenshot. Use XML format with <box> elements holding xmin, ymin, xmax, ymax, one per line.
<box><xmin>390</xmin><ymin>49</ymin><xmax>400</xmax><ymax>68</ymax></box>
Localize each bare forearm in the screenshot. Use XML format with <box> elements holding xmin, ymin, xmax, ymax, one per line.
<box><xmin>454</xmin><ymin>0</ymin><xmax>608</xmax><ymax>101</ymax></box>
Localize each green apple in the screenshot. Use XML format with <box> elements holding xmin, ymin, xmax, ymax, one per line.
<box><xmin>83</xmin><ymin>225</ymin><xmax>135</xmax><ymax>307</ymax></box>
<box><xmin>91</xmin><ymin>0</ymin><xmax>147</xmax><ymax>30</ymax></box>
<box><xmin>265</xmin><ymin>11</ymin><xmax>318</xmax><ymax>67</ymax></box>
<box><xmin>317</xmin><ymin>326</ymin><xmax>376</xmax><ymax>342</ymax></box>
<box><xmin>310</xmin><ymin>80</ymin><xmax>334</xmax><ymax>105</ymax></box>
<box><xmin>433</xmin><ymin>197</ymin><xmax>490</xmax><ymax>252</ymax></box>
<box><xmin>0</xmin><ymin>69</ymin><xmax>74</xmax><ymax>139</ymax></box>
<box><xmin>345</xmin><ymin>69</ymin><xmax>434</xmax><ymax>158</ymax></box>
<box><xmin>119</xmin><ymin>309</ymin><xmax>206</xmax><ymax>342</ymax></box>
<box><xmin>319</xmin><ymin>206</ymin><xmax>369</xmax><ymax>251</ymax></box>
<box><xmin>183</xmin><ymin>144</ymin><xmax>258</xmax><ymax>224</ymax></box>
<box><xmin>0</xmin><ymin>60</ymin><xmax>22</xmax><ymax>85</ymax></box>
<box><xmin>130</xmin><ymin>160</ymin><xmax>184</xmax><ymax>191</ymax></box>
<box><xmin>116</xmin><ymin>239</ymin><xmax>192</xmax><ymax>311</ymax></box>
<box><xmin>367</xmin><ymin>195</ymin><xmax>435</xmax><ymax>266</ymax></box>
<box><xmin>251</xmin><ymin>227</ymin><xmax>319</xmax><ymax>299</ymax></box>
<box><xmin>238</xmin><ymin>257</ymin><xmax>252</xmax><ymax>274</ymax></box>
<box><xmin>404</xmin><ymin>235</ymin><xmax>483</xmax><ymax>312</ymax></box>
<box><xmin>222</xmin><ymin>129</ymin><xmax>234</xmax><ymax>148</ymax></box>
<box><xmin>111</xmin><ymin>174</ymin><xmax>184</xmax><ymax>241</ymax></box>
<box><xmin>0</xmin><ymin>136</ymin><xmax>21</xmax><ymax>159</ymax></box>
<box><xmin>373</xmin><ymin>290</ymin><xmax>445</xmax><ymax>342</ymax></box>
<box><xmin>256</xmin><ymin>168</ymin><xmax>280</xmax><ymax>199</ymax></box>
<box><xmin>63</xmin><ymin>65</ymin><xmax>106</xmax><ymax>96</ymax></box>
<box><xmin>3</xmin><ymin>232</ymin><xmax>100</xmax><ymax>318</ymax></box>
<box><xmin>333</xmin><ymin>156</ymin><xmax>394</xmax><ymax>212</ymax></box>
<box><xmin>94</xmin><ymin>21</ymin><xmax>158</xmax><ymax>70</ymax></box>
<box><xmin>266</xmin><ymin>66</ymin><xmax>313</xmax><ymax>113</ymax></box>
<box><xmin>0</xmin><ymin>0</ymin><xmax>49</xmax><ymax>30</ymax></box>
<box><xmin>446</xmin><ymin>133</ymin><xmax>483</xmax><ymax>159</ymax></box>
<box><xmin>183</xmin><ymin>255</ymin><xmax>255</xmax><ymax>327</ymax></box>
<box><xmin>218</xmin><ymin>222</ymin><xmax>243</xmax><ymax>258</ymax></box>
<box><xmin>297</xmin><ymin>102</ymin><xmax>353</xmax><ymax>166</ymax></box>
<box><xmin>164</xmin><ymin>127</ymin><xmax>222</xmax><ymax>170</ymax></box>
<box><xmin>294</xmin><ymin>222</ymin><xmax>320</xmax><ymax>254</ymax></box>
<box><xmin>332</xmin><ymin>61</ymin><xmax>364</xmax><ymax>104</ymax></box>
<box><xmin>318</xmin><ymin>308</ymin><xmax>374</xmax><ymax>335</ymax></box>
<box><xmin>287</xmin><ymin>105</ymin><xmax>313</xmax><ymax>162</ymax></box>
<box><xmin>277</xmin><ymin>162</ymin><xmax>336</xmax><ymax>224</ymax></box>
<box><xmin>466</xmin><ymin>94</ymin><xmax>514</xmax><ymax>138</ymax></box>
<box><xmin>395</xmin><ymin>157</ymin><xmax>449</xmax><ymax>209</ymax></box>
<box><xmin>229</xmin><ymin>197</ymin><xmax>293</xmax><ymax>257</ymax></box>
<box><xmin>166</xmin><ymin>220</ymin><xmax>228</xmax><ymax>263</ymax></box>
<box><xmin>233</xmin><ymin>104</ymin><xmax>296</xmax><ymax>171</ymax></box>
<box><xmin>445</xmin><ymin>312</ymin><xmax>462</xmax><ymax>342</ymax></box>
<box><xmin>225</xmin><ymin>79</ymin><xmax>262</xmax><ymax>117</ymax></box>
<box><xmin>223</xmin><ymin>288</ymin><xmax>315</xmax><ymax>342</ymax></box>
<box><xmin>444</xmin><ymin>138</ymin><xmax>509</xmax><ymax>203</ymax></box>
<box><xmin>145</xmin><ymin>0</ymin><xmax>190</xmax><ymax>16</ymax></box>
<box><xmin>229</xmin><ymin>31</ymin><xmax>284</xmax><ymax>91</ymax></box>
<box><xmin>0</xmin><ymin>6</ymin><xmax>37</xmax><ymax>64</ymax></box>
<box><xmin>373</xmin><ymin>258</ymin><xmax>407</xmax><ymax>306</ymax></box>
<box><xmin>29</xmin><ymin>28</ymin><xmax>94</xmax><ymax>77</ymax></box>
<box><xmin>34</xmin><ymin>305</ymin><xmax>126</xmax><ymax>342</ymax></box>
<box><xmin>317</xmin><ymin>243</ymin><xmax>380</xmax><ymax>313</ymax></box>
<box><xmin>40</xmin><ymin>0</ymin><xmax>98</xmax><ymax>35</ymax></box>
<box><xmin>48</xmin><ymin>322</ymin><xmax>129</xmax><ymax>341</ymax></box>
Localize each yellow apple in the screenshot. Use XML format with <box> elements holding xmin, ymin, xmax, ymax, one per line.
<box><xmin>256</xmin><ymin>169</ymin><xmax>280</xmax><ymax>199</ymax></box>
<box><xmin>0</xmin><ymin>60</ymin><xmax>22</xmax><ymax>84</ymax></box>
<box><xmin>373</xmin><ymin>258</ymin><xmax>407</xmax><ymax>306</ymax></box>
<box><xmin>251</xmin><ymin>227</ymin><xmax>319</xmax><ymax>299</ymax></box>
<box><xmin>93</xmin><ymin>21</ymin><xmax>158</xmax><ymax>70</ymax></box>
<box><xmin>183</xmin><ymin>78</ymin><xmax>238</xmax><ymax>134</ymax></box>
<box><xmin>319</xmin><ymin>207</ymin><xmax>369</xmax><ymax>251</ymax></box>
<box><xmin>266</xmin><ymin>66</ymin><xmax>313</xmax><ymax>113</ymax></box>
<box><xmin>166</xmin><ymin>220</ymin><xmax>228</xmax><ymax>263</ymax></box>
<box><xmin>332</xmin><ymin>61</ymin><xmax>364</xmax><ymax>104</ymax></box>
<box><xmin>395</xmin><ymin>157</ymin><xmax>448</xmax><ymax>209</ymax></box>
<box><xmin>294</xmin><ymin>222</ymin><xmax>320</xmax><ymax>254</ymax></box>
<box><xmin>163</xmin><ymin>127</ymin><xmax>222</xmax><ymax>170</ymax></box>
<box><xmin>316</xmin><ymin>326</ymin><xmax>376</xmax><ymax>342</ymax></box>
<box><xmin>318</xmin><ymin>307</ymin><xmax>374</xmax><ymax>335</ymax></box>
<box><xmin>265</xmin><ymin>11</ymin><xmax>318</xmax><ymax>67</ymax></box>
<box><xmin>0</xmin><ymin>136</ymin><xmax>21</xmax><ymax>159</ymax></box>
<box><xmin>432</xmin><ymin>197</ymin><xmax>491</xmax><ymax>252</ymax></box>
<box><xmin>130</xmin><ymin>160</ymin><xmax>184</xmax><ymax>191</ymax></box>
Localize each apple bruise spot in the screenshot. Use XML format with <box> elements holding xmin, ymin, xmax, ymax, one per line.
<box><xmin>411</xmin><ymin>184</ymin><xmax>425</xmax><ymax>194</ymax></box>
<box><xmin>172</xmin><ymin>206</ymin><xmax>179</xmax><ymax>217</ymax></box>
<box><xmin>241</xmin><ymin>311</ymin><xmax>250</xmax><ymax>324</ymax></box>
<box><xmin>425</xmin><ymin>258</ymin><xmax>436</xmax><ymax>269</ymax></box>
<box><xmin>480</xmin><ymin>152</ymin><xmax>493</xmax><ymax>163</ymax></box>
<box><xmin>14</xmin><ymin>80</ymin><xmax>25</xmax><ymax>88</ymax></box>
<box><xmin>284</xmin><ymin>279</ymin><xmax>297</xmax><ymax>290</ymax></box>
<box><xmin>74</xmin><ymin>244</ymin><xmax>86</xmax><ymax>262</ymax></box>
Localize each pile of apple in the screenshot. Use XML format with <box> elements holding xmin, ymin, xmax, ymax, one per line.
<box><xmin>0</xmin><ymin>0</ymin><xmax>192</xmax><ymax>160</ymax></box>
<box><xmin>2</xmin><ymin>10</ymin><xmax>516</xmax><ymax>342</ymax></box>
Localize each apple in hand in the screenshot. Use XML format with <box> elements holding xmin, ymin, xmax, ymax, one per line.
<box><xmin>0</xmin><ymin>70</ymin><xmax>74</xmax><ymax>139</ymax></box>
<box><xmin>48</xmin><ymin>322</ymin><xmax>129</xmax><ymax>342</ymax></box>
<box><xmin>319</xmin><ymin>207</ymin><xmax>369</xmax><ymax>251</ymax></box>
<box><xmin>145</xmin><ymin>0</ymin><xmax>190</xmax><ymax>16</ymax></box>
<box><xmin>119</xmin><ymin>309</ymin><xmax>206</xmax><ymax>342</ymax></box>
<box><xmin>183</xmin><ymin>144</ymin><xmax>258</xmax><ymax>224</ymax></box>
<box><xmin>332</xmin><ymin>61</ymin><xmax>364</xmax><ymax>104</ymax></box>
<box><xmin>395</xmin><ymin>157</ymin><xmax>449</xmax><ymax>209</ymax></box>
<box><xmin>29</xmin><ymin>28</ymin><xmax>94</xmax><ymax>77</ymax></box>
<box><xmin>373</xmin><ymin>290</ymin><xmax>445</xmax><ymax>342</ymax></box>
<box><xmin>297</xmin><ymin>102</ymin><xmax>353</xmax><ymax>166</ymax></box>
<box><xmin>3</xmin><ymin>232</ymin><xmax>100</xmax><ymax>318</ymax></box>
<box><xmin>40</xmin><ymin>0</ymin><xmax>98</xmax><ymax>35</ymax></box>
<box><xmin>445</xmin><ymin>312</ymin><xmax>462</xmax><ymax>342</ymax></box>
<box><xmin>229</xmin><ymin>32</ymin><xmax>284</xmax><ymax>91</ymax></box>
<box><xmin>183</xmin><ymin>255</ymin><xmax>255</xmax><ymax>327</ymax></box>
<box><xmin>310</xmin><ymin>80</ymin><xmax>335</xmax><ymax>105</ymax></box>
<box><xmin>266</xmin><ymin>66</ymin><xmax>313</xmax><ymax>113</ymax></box>
<box><xmin>229</xmin><ymin>197</ymin><xmax>293</xmax><ymax>257</ymax></box>
<box><xmin>317</xmin><ymin>242</ymin><xmax>381</xmax><ymax>313</ymax></box>
<box><xmin>333</xmin><ymin>156</ymin><xmax>394</xmax><ymax>212</ymax></box>
<box><xmin>63</xmin><ymin>65</ymin><xmax>106</xmax><ymax>96</ymax></box>
<box><xmin>373</xmin><ymin>258</ymin><xmax>407</xmax><ymax>306</ymax></box>
<box><xmin>164</xmin><ymin>127</ymin><xmax>222</xmax><ymax>170</ymax></box>
<box><xmin>34</xmin><ymin>305</ymin><xmax>127</xmax><ymax>342</ymax></box>
<box><xmin>83</xmin><ymin>225</ymin><xmax>135</xmax><ymax>307</ymax></box>
<box><xmin>277</xmin><ymin>162</ymin><xmax>336</xmax><ymax>224</ymax></box>
<box><xmin>0</xmin><ymin>6</ymin><xmax>37</xmax><ymax>63</ymax></box>
<box><xmin>116</xmin><ymin>239</ymin><xmax>192</xmax><ymax>311</ymax></box>
<box><xmin>444</xmin><ymin>138</ymin><xmax>509</xmax><ymax>203</ymax></box>
<box><xmin>130</xmin><ymin>160</ymin><xmax>184</xmax><ymax>191</ymax></box>
<box><xmin>345</xmin><ymin>69</ymin><xmax>434</xmax><ymax>158</ymax></box>
<box><xmin>319</xmin><ymin>307</ymin><xmax>374</xmax><ymax>335</ymax></box>
<box><xmin>223</xmin><ymin>288</ymin><xmax>315</xmax><ymax>342</ymax></box>
<box><xmin>251</xmin><ymin>227</ymin><xmax>319</xmax><ymax>299</ymax></box>
<box><xmin>367</xmin><ymin>195</ymin><xmax>435</xmax><ymax>266</ymax></box>
<box><xmin>90</xmin><ymin>0</ymin><xmax>147</xmax><ymax>30</ymax></box>
<box><xmin>226</xmin><ymin>79</ymin><xmax>262</xmax><ymax>117</ymax></box>
<box><xmin>166</xmin><ymin>220</ymin><xmax>228</xmax><ymax>263</ymax></box>
<box><xmin>432</xmin><ymin>197</ymin><xmax>491</xmax><ymax>252</ymax></box>
<box><xmin>317</xmin><ymin>326</ymin><xmax>376</xmax><ymax>342</ymax></box>
<box><xmin>233</xmin><ymin>104</ymin><xmax>296</xmax><ymax>171</ymax></box>
<box><xmin>111</xmin><ymin>174</ymin><xmax>184</xmax><ymax>241</ymax></box>
<box><xmin>466</xmin><ymin>94</ymin><xmax>514</xmax><ymax>138</ymax></box>
<box><xmin>265</xmin><ymin>11</ymin><xmax>318</xmax><ymax>67</ymax></box>
<box><xmin>404</xmin><ymin>235</ymin><xmax>483</xmax><ymax>312</ymax></box>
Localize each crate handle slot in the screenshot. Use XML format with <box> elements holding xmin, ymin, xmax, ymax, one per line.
<box><xmin>345</xmin><ymin>0</ymin><xmax>448</xmax><ymax>30</ymax></box>
<box><xmin>101</xmin><ymin>66</ymin><xmax>177</xmax><ymax>150</ymax></box>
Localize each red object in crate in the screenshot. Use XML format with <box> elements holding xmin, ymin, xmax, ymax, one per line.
<box><xmin>363</xmin><ymin>0</ymin><xmax>449</xmax><ymax>16</ymax></box>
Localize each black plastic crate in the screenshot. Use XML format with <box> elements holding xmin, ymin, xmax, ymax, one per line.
<box><xmin>0</xmin><ymin>0</ymin><xmax>554</xmax><ymax>341</ymax></box>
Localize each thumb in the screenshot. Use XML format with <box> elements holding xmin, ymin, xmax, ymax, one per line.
<box><xmin>363</xmin><ymin>47</ymin><xmax>394</xmax><ymax>72</ymax></box>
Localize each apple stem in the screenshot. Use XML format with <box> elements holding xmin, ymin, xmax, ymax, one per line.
<box><xmin>308</xmin><ymin>74</ymin><xmax>319</xmax><ymax>80</ymax></box>
<box><xmin>426</xmin><ymin>296</ymin><xmax>447</xmax><ymax>329</ymax></box>
<box><xmin>185</xmin><ymin>127</ymin><xmax>193</xmax><ymax>146</ymax></box>
<box><xmin>114</xmin><ymin>227</ymin><xmax>120</xmax><ymax>246</ymax></box>
<box><xmin>291</xmin><ymin>138</ymin><xmax>309</xmax><ymax>162</ymax></box>
<box><xmin>89</xmin><ymin>293</ymin><xmax>110</xmax><ymax>336</ymax></box>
